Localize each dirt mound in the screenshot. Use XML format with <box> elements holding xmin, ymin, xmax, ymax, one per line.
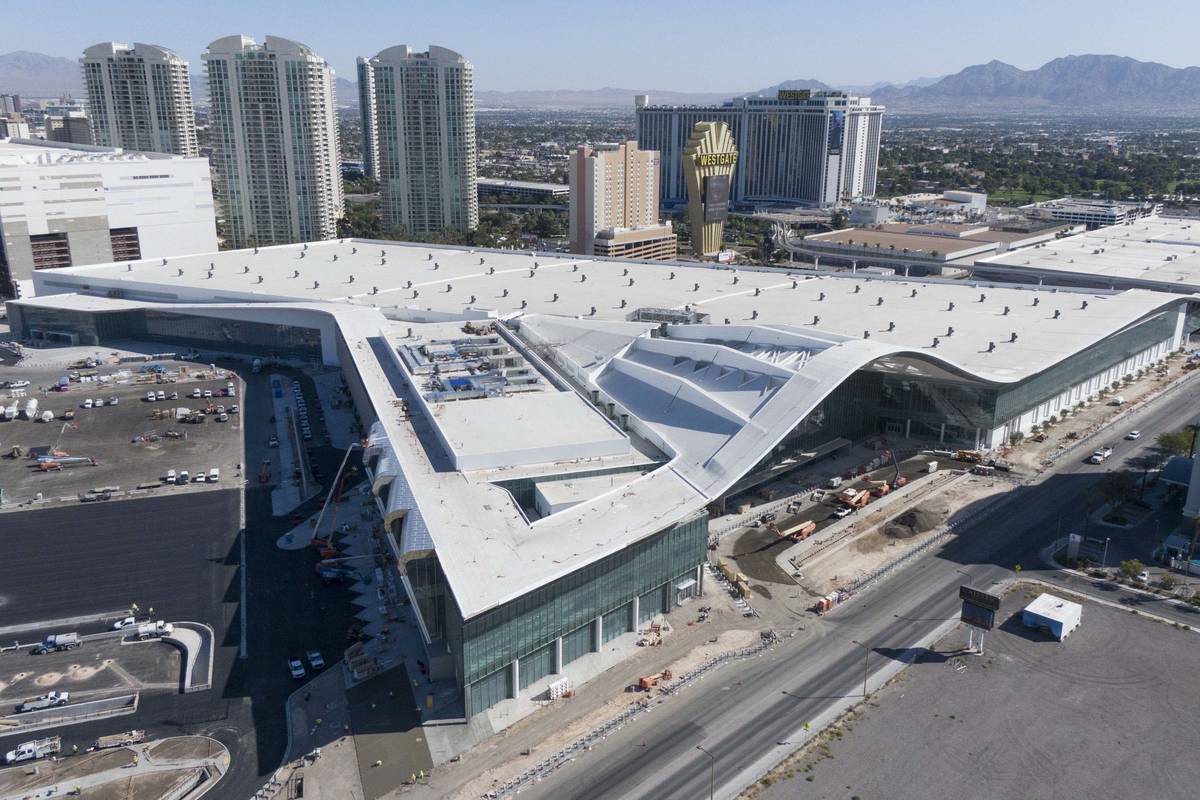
<box><xmin>884</xmin><ymin>505</ymin><xmax>945</xmax><ymax>539</ymax></box>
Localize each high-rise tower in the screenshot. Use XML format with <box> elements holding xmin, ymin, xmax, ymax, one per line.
<box><xmin>361</xmin><ymin>46</ymin><xmax>477</xmax><ymax>237</ymax></box>
<box><xmin>203</xmin><ymin>35</ymin><xmax>342</xmax><ymax>247</ymax></box>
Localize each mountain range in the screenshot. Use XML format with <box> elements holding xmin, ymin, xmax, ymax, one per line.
<box><xmin>3</xmin><ymin>51</ymin><xmax>1199</xmax><ymax>113</ymax></box>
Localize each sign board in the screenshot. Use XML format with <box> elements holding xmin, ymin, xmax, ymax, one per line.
<box><xmin>958</xmin><ymin>585</ymin><xmax>1000</xmax><ymax>610</ymax></box>
<box><xmin>959</xmin><ymin>585</ymin><xmax>1000</xmax><ymax>631</ymax></box>
<box><xmin>777</xmin><ymin>89</ymin><xmax>811</xmax><ymax>102</ymax></box>
<box><xmin>960</xmin><ymin>601</ymin><xmax>996</xmax><ymax>631</ymax></box>
<box><xmin>703</xmin><ymin>175</ymin><xmax>730</xmax><ymax>223</ymax></box>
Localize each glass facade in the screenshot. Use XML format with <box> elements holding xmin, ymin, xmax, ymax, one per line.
<box><xmin>460</xmin><ymin>511</ymin><xmax>707</xmax><ymax>711</ymax></box>
<box><xmin>13</xmin><ymin>306</ymin><xmax>323</xmax><ymax>361</ymax></box>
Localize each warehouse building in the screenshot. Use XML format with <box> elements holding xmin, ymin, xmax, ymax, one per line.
<box><xmin>8</xmin><ymin>240</ymin><xmax>1199</xmax><ymax>716</ymax></box>
<box><xmin>974</xmin><ymin>215</ymin><xmax>1200</xmax><ymax>294</ymax></box>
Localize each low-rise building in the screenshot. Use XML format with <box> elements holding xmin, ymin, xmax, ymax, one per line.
<box><xmin>1022</xmin><ymin>197</ymin><xmax>1161</xmax><ymax>230</ymax></box>
<box><xmin>0</xmin><ymin>138</ymin><xmax>216</xmax><ymax>296</ymax></box>
<box><xmin>477</xmin><ymin>177</ymin><xmax>568</xmax><ymax>203</ymax></box>
<box><xmin>7</xmin><ymin>238</ymin><xmax>1197</xmax><ymax>720</ymax></box>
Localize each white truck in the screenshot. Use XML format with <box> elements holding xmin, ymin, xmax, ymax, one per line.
<box><xmin>136</xmin><ymin>621</ymin><xmax>173</xmax><ymax>640</ymax></box>
<box><xmin>4</xmin><ymin>736</ymin><xmax>61</xmax><ymax>764</ymax></box>
<box><xmin>15</xmin><ymin>691</ymin><xmax>70</xmax><ymax>713</ymax></box>
<box><xmin>31</xmin><ymin>632</ymin><xmax>81</xmax><ymax>654</ymax></box>
<box><xmin>95</xmin><ymin>730</ymin><xmax>146</xmax><ymax>750</ymax></box>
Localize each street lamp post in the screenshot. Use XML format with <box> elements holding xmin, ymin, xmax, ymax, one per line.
<box><xmin>851</xmin><ymin>640</ymin><xmax>869</xmax><ymax>698</ymax></box>
<box><xmin>1101</xmin><ymin>536</ymin><xmax>1111</xmax><ymax>568</ymax></box>
<box><xmin>696</xmin><ymin>745</ymin><xmax>715</xmax><ymax>800</ymax></box>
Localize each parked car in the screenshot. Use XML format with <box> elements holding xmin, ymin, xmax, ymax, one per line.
<box><xmin>203</xmin><ymin>389</ymin><xmax>213</xmax><ymax>398</ymax></box>
<box><xmin>288</xmin><ymin>658</ymin><xmax>306</xmax><ymax>679</ymax></box>
<box><xmin>831</xmin><ymin>505</ymin><xmax>854</xmax><ymax>519</ymax></box>
<box><xmin>82</xmin><ymin>398</ymin><xmax>93</xmax><ymax>409</ymax></box>
<box><xmin>93</xmin><ymin>398</ymin><xmax>104</xmax><ymax>407</ymax></box>
<box><xmin>111</xmin><ymin>617</ymin><xmax>140</xmax><ymax>630</ymax></box>
<box><xmin>306</xmin><ymin>650</ymin><xmax>325</xmax><ymax>670</ymax></box>
<box><xmin>1125</xmin><ymin>430</ymin><xmax>1141</xmax><ymax>440</ymax></box>
<box><xmin>155</xmin><ymin>390</ymin><xmax>166</xmax><ymax>401</ymax></box>
<box><xmin>268</xmin><ymin>434</ymin><xmax>279</xmax><ymax>448</ymax></box>
<box><xmin>145</xmin><ymin>391</ymin><xmax>157</xmax><ymax>402</ymax></box>
<box><xmin>107</xmin><ymin>396</ymin><xmax>119</xmax><ymax>406</ymax></box>
<box><xmin>177</xmin><ymin>470</ymin><xmax>189</xmax><ymax>485</ymax></box>
<box><xmin>165</xmin><ymin>469</ymin><xmax>176</xmax><ymax>483</ymax></box>
<box><xmin>1136</xmin><ymin>570</ymin><xmax>1151</xmax><ymax>583</ymax></box>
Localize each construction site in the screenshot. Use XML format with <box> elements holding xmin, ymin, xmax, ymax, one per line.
<box><xmin>0</xmin><ymin>358</ymin><xmax>245</xmax><ymax>507</ymax></box>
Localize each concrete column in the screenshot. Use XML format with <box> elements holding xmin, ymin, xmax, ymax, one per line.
<box><xmin>510</xmin><ymin>659</ymin><xmax>520</xmax><ymax>700</ymax></box>
<box><xmin>696</xmin><ymin>564</ymin><xmax>703</xmax><ymax>596</ymax></box>
<box><xmin>554</xmin><ymin>637</ymin><xmax>563</xmax><ymax>674</ymax></box>
<box><xmin>592</xmin><ymin>616</ymin><xmax>603</xmax><ymax>652</ymax></box>
<box><xmin>939</xmin><ymin>422</ymin><xmax>945</xmax><ymax>445</ymax></box>
<box><xmin>813</xmin><ymin>256</ymin><xmax>820</xmax><ymax>270</ymax></box>
<box><xmin>903</xmin><ymin>264</ymin><xmax>910</xmax><ymax>277</ymax></box>
<box><xmin>462</xmin><ymin>682</ymin><xmax>472</xmax><ymax>716</ymax></box>
<box><xmin>631</xmin><ymin>595</ymin><xmax>640</xmax><ymax>631</ymax></box>
<box><xmin>1184</xmin><ymin>454</ymin><xmax>1200</xmax><ymax>519</ymax></box>
<box><xmin>905</xmin><ymin>419</ymin><xmax>911</xmax><ymax>438</ymax></box>
<box><xmin>851</xmin><ymin>260</ymin><xmax>857</xmax><ymax>274</ymax></box>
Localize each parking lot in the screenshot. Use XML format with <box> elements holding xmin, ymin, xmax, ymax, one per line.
<box><xmin>752</xmin><ymin>585</ymin><xmax>1200</xmax><ymax>800</ymax></box>
<box><xmin>0</xmin><ymin>360</ymin><xmax>244</xmax><ymax>504</ymax></box>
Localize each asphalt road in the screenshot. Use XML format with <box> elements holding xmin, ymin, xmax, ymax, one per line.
<box><xmin>525</xmin><ymin>379</ymin><xmax>1200</xmax><ymax>800</ymax></box>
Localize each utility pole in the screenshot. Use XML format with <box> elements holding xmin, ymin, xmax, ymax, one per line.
<box><xmin>696</xmin><ymin>745</ymin><xmax>715</xmax><ymax>800</ymax></box>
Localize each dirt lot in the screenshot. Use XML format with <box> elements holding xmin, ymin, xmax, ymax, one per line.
<box><xmin>746</xmin><ymin>585</ymin><xmax>1200</xmax><ymax>800</ymax></box>
<box><xmin>0</xmin><ymin>636</ymin><xmax>181</xmax><ymax>703</ymax></box>
<box><xmin>796</xmin><ymin>473</ymin><xmax>1010</xmax><ymax>596</ymax></box>
<box><xmin>0</xmin><ymin>361</ymin><xmax>244</xmax><ymax>505</ymax></box>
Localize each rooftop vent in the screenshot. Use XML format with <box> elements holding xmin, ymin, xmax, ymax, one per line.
<box><xmin>979</xmin><ymin>293</ymin><xmax>986</xmax><ymax>303</ymax></box>
<box><xmin>854</xmin><ymin>285</ymin><xmax>861</xmax><ymax>294</ymax></box>
<box><xmin>293</xmin><ymin>270</ymin><xmax>300</xmax><ymax>278</ymax></box>
<box><xmin>1010</xmin><ymin>332</ymin><xmax>1018</xmax><ymax>342</ymax></box>
<box><xmin>313</xmin><ymin>280</ymin><xmax>320</xmax><ymax>289</ymax></box>
<box><xmin>1053</xmin><ymin>309</ymin><xmax>1061</xmax><ymax>319</ymax></box>
<box><xmin>932</xmin><ymin>337</ymin><xmax>940</xmax><ymax>348</ymax></box>
<box><xmin>947</xmin><ymin>301</ymin><xmax>955</xmax><ymax>311</ymax></box>
<box><xmin>694</xmin><ymin>282</ymin><xmax>701</xmax><ymax>292</ymax></box>
<box><xmin>670</xmin><ymin>272</ymin><xmax>676</xmax><ymax>280</ymax></box>
<box><xmin>988</xmin><ymin>341</ymin><xmax>995</xmax><ymax>352</ymax></box>
<box><xmin>813</xmin><ymin>315</ymin><xmax>820</xmax><ymax>325</ymax></box>
<box><xmin>863</xmin><ymin>330</ymin><xmax>870</xmax><ymax>339</ymax></box>
<box><xmin>947</xmin><ymin>326</ymin><xmax>954</xmax><ymax>336</ymax></box>
<box><xmin>911</xmin><ymin>288</ymin><xmax>918</xmax><ymax>297</ymax></box>
<box><xmin>552</xmin><ymin>293</ymin><xmax>559</xmax><ymax>302</ymax></box>
<box><xmin>877</xmin><ymin>297</ymin><xmax>884</xmax><ymax>306</ymax></box>
<box><xmin>333</xmin><ymin>254</ymin><xmax>339</xmax><ymax>262</ymax></box>
<box><xmin>1032</xmin><ymin>297</ymin><xmax>1040</xmax><ymax>306</ymax></box>
<box><xmin>348</xmin><ymin>274</ymin><xmax>354</xmax><ymax>283</ymax></box>
<box><xmin>754</xmin><ymin>287</ymin><xmax>761</xmax><ymax>296</ymax></box>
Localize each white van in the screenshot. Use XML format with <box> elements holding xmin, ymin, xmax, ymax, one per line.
<box><xmin>165</xmin><ymin>469</ymin><xmax>176</xmax><ymax>483</ymax></box>
<box><xmin>176</xmin><ymin>470</ymin><xmax>189</xmax><ymax>485</ymax></box>
<box><xmin>208</xmin><ymin>467</ymin><xmax>220</xmax><ymax>483</ymax></box>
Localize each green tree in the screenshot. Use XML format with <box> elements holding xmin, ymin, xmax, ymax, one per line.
<box><xmin>1099</xmin><ymin>471</ymin><xmax>1138</xmax><ymax>507</ymax></box>
<box><xmin>1119</xmin><ymin>559</ymin><xmax>1146</xmax><ymax>581</ymax></box>
<box><xmin>1155</xmin><ymin>430</ymin><xmax>1193</xmax><ymax>457</ymax></box>
<box><xmin>830</xmin><ymin>209</ymin><xmax>849</xmax><ymax>229</ymax></box>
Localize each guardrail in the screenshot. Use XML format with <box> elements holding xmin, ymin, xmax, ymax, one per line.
<box><xmin>481</xmin><ymin>630</ymin><xmax>784</xmax><ymax>800</ymax></box>
<box><xmin>840</xmin><ymin>486</ymin><xmax>1028</xmax><ymax>598</ymax></box>
<box><xmin>1042</xmin><ymin>368</ymin><xmax>1199</xmax><ymax>468</ymax></box>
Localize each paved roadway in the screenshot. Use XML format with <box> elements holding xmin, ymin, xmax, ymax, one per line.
<box><xmin>525</xmin><ymin>380</ymin><xmax>1200</xmax><ymax>800</ymax></box>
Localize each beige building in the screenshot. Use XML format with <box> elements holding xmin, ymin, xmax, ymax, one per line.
<box><xmin>569</xmin><ymin>141</ymin><xmax>675</xmax><ymax>259</ymax></box>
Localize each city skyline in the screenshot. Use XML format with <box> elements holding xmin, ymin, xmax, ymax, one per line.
<box><xmin>2</xmin><ymin>0</ymin><xmax>1197</xmax><ymax>92</ymax></box>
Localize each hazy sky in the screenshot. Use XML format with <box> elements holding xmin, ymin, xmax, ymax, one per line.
<box><xmin>4</xmin><ymin>0</ymin><xmax>1195</xmax><ymax>91</ymax></box>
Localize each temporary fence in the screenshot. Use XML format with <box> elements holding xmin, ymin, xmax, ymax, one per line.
<box><xmin>482</xmin><ymin>628</ymin><xmax>783</xmax><ymax>800</ymax></box>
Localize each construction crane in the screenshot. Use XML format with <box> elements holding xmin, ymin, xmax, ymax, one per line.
<box><xmin>52</xmin><ymin>422</ymin><xmax>76</xmax><ymax>452</ymax></box>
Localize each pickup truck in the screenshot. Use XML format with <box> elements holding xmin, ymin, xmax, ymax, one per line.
<box><xmin>4</xmin><ymin>736</ymin><xmax>61</xmax><ymax>764</ymax></box>
<box><xmin>15</xmin><ymin>692</ymin><xmax>69</xmax><ymax>713</ymax></box>
<box><xmin>1088</xmin><ymin>445</ymin><xmax>1115</xmax><ymax>464</ymax></box>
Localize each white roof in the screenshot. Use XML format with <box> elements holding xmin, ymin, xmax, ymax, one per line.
<box><xmin>977</xmin><ymin>215</ymin><xmax>1200</xmax><ymax>292</ymax></box>
<box><xmin>1024</xmin><ymin>592</ymin><xmax>1082</xmax><ymax>622</ymax></box>
<box><xmin>32</xmin><ymin>238</ymin><xmax>1192</xmax><ymax>384</ymax></box>
<box><xmin>25</xmin><ymin>242</ymin><xmax>1198</xmax><ymax>619</ymax></box>
<box><xmin>0</xmin><ymin>138</ymin><xmax>180</xmax><ymax>166</ymax></box>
